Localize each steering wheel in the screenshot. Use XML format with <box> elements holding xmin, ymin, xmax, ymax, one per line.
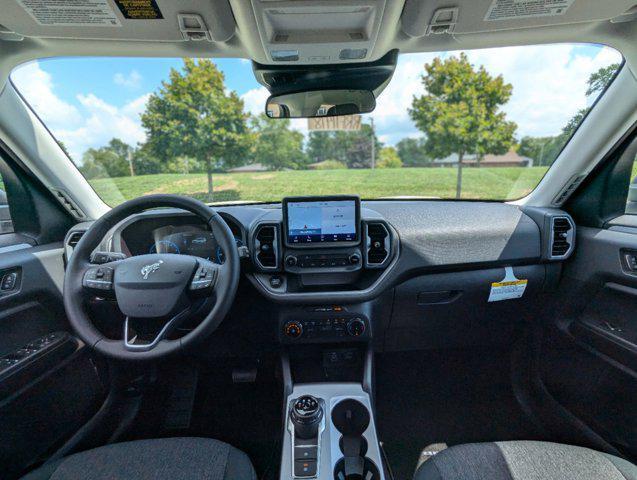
<box><xmin>64</xmin><ymin>195</ymin><xmax>240</xmax><ymax>361</ymax></box>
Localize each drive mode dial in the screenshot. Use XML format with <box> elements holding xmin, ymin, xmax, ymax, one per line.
<box><xmin>346</xmin><ymin>318</ymin><xmax>366</xmax><ymax>337</ymax></box>
<box><xmin>284</xmin><ymin>320</ymin><xmax>303</xmax><ymax>338</ymax></box>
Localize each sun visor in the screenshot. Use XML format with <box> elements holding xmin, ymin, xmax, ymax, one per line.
<box><xmin>401</xmin><ymin>0</ymin><xmax>637</xmax><ymax>37</ymax></box>
<box><xmin>1</xmin><ymin>0</ymin><xmax>236</xmax><ymax>42</ymax></box>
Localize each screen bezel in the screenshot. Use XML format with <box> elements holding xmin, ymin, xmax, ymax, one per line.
<box><xmin>282</xmin><ymin>195</ymin><xmax>361</xmax><ymax>249</ymax></box>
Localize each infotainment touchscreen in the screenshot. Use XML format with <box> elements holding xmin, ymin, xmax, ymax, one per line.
<box><xmin>284</xmin><ymin>197</ymin><xmax>360</xmax><ymax>245</ymax></box>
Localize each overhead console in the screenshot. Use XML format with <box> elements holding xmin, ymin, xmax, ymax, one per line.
<box><xmin>249</xmin><ymin>195</ymin><xmax>398</xmax><ymax>302</ymax></box>
<box><xmin>249</xmin><ymin>0</ymin><xmax>387</xmax><ymax>64</ymax></box>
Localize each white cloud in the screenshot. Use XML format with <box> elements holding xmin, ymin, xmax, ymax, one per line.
<box><xmin>10</xmin><ymin>61</ymin><xmax>83</xmax><ymax>131</ymax></box>
<box><xmin>113</xmin><ymin>70</ymin><xmax>142</xmax><ymax>89</ymax></box>
<box><xmin>241</xmin><ymin>86</ymin><xmax>269</xmax><ymax>117</ymax></box>
<box><xmin>57</xmin><ymin>93</ymin><xmax>149</xmax><ymax>160</ymax></box>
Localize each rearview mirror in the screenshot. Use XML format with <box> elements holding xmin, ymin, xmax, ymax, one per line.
<box><xmin>266</xmin><ymin>89</ymin><xmax>375</xmax><ymax>119</ymax></box>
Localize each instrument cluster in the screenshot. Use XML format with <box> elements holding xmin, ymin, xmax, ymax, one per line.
<box><xmin>149</xmin><ymin>226</ymin><xmax>244</xmax><ymax>264</ymax></box>
<box><xmin>118</xmin><ymin>215</ymin><xmax>245</xmax><ymax>265</ymax></box>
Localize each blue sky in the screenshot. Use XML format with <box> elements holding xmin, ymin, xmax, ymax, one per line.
<box><xmin>10</xmin><ymin>44</ymin><xmax>622</xmax><ymax>162</ymax></box>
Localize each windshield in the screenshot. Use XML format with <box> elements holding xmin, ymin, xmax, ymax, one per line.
<box><xmin>11</xmin><ymin>44</ymin><xmax>622</xmax><ymax>205</ymax></box>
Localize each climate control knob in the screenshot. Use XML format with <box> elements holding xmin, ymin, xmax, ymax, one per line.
<box><xmin>346</xmin><ymin>318</ymin><xmax>366</xmax><ymax>337</ymax></box>
<box><xmin>284</xmin><ymin>320</ymin><xmax>303</xmax><ymax>339</ymax></box>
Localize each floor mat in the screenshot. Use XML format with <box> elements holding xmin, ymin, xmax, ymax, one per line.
<box><xmin>375</xmin><ymin>348</ymin><xmax>548</xmax><ymax>480</ymax></box>
<box><xmin>126</xmin><ymin>358</ymin><xmax>282</xmax><ymax>480</ymax></box>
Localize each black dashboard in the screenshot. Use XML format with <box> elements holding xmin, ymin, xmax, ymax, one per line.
<box><xmin>70</xmin><ymin>197</ymin><xmax>575</xmax><ymax>352</ymax></box>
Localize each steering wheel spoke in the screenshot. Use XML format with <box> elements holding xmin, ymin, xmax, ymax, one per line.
<box><xmin>189</xmin><ymin>259</ymin><xmax>220</xmax><ymax>292</ymax></box>
<box><xmin>82</xmin><ymin>262</ymin><xmax>119</xmax><ymax>295</ymax></box>
<box><xmin>123</xmin><ymin>308</ymin><xmax>191</xmax><ymax>351</ymax></box>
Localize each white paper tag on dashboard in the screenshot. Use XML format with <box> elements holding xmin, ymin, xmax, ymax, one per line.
<box><xmin>488</xmin><ymin>266</ymin><xmax>527</xmax><ymax>302</ymax></box>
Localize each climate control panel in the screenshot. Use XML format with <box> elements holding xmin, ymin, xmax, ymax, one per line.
<box><xmin>281</xmin><ymin>316</ymin><xmax>369</xmax><ymax>343</ymax></box>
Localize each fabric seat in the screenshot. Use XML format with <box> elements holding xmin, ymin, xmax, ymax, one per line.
<box><xmin>21</xmin><ymin>437</ymin><xmax>256</xmax><ymax>480</ymax></box>
<box><xmin>414</xmin><ymin>441</ymin><xmax>637</xmax><ymax>480</ymax></box>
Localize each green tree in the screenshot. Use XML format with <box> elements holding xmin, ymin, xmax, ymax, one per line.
<box><xmin>107</xmin><ymin>138</ymin><xmax>135</xmax><ymax>176</ymax></box>
<box><xmin>131</xmin><ymin>143</ymin><xmax>163</xmax><ymax>175</ymax></box>
<box><xmin>79</xmin><ymin>138</ymin><xmax>133</xmax><ymax>179</ymax></box>
<box><xmin>586</xmin><ymin>63</ymin><xmax>620</xmax><ymax>96</ymax></box>
<box><xmin>561</xmin><ymin>63</ymin><xmax>620</xmax><ymax>141</ymax></box>
<box><xmin>141</xmin><ymin>58</ymin><xmax>252</xmax><ymax>199</ymax></box>
<box><xmin>307</xmin><ymin>125</ymin><xmax>381</xmax><ymax>168</ymax></box>
<box><xmin>409</xmin><ymin>53</ymin><xmax>517</xmax><ymax>198</ymax></box>
<box><xmin>377</xmin><ymin>147</ymin><xmax>403</xmax><ymax>168</ymax></box>
<box><xmin>396</xmin><ymin>137</ymin><xmax>430</xmax><ymax>167</ymax></box>
<box><xmin>252</xmin><ymin>114</ymin><xmax>306</xmax><ymax>170</ymax></box>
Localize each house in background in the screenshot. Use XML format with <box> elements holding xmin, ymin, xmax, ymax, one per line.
<box><xmin>433</xmin><ymin>149</ymin><xmax>533</xmax><ymax>168</ymax></box>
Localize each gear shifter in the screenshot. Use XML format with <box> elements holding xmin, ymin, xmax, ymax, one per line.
<box><xmin>290</xmin><ymin>395</ymin><xmax>323</xmax><ymax>439</ymax></box>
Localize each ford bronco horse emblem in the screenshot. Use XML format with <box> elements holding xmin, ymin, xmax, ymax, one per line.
<box><xmin>141</xmin><ymin>260</ymin><xmax>163</xmax><ymax>280</ymax></box>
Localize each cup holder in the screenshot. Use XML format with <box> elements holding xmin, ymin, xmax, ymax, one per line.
<box><xmin>339</xmin><ymin>436</ymin><xmax>368</xmax><ymax>457</ymax></box>
<box><xmin>334</xmin><ymin>458</ymin><xmax>380</xmax><ymax>480</ymax></box>
<box><xmin>331</xmin><ymin>399</ymin><xmax>370</xmax><ymax>435</ymax></box>
<box><xmin>332</xmin><ymin>400</ymin><xmax>376</xmax><ymax>480</ymax></box>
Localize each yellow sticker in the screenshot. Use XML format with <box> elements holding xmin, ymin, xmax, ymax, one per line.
<box><xmin>488</xmin><ymin>267</ymin><xmax>528</xmax><ymax>302</ymax></box>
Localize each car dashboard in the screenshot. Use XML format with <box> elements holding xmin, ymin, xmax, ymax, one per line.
<box><xmin>66</xmin><ymin>198</ymin><xmax>576</xmax><ymax>352</ymax></box>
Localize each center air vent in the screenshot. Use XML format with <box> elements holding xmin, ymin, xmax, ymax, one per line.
<box><xmin>365</xmin><ymin>222</ymin><xmax>390</xmax><ymax>267</ymax></box>
<box><xmin>254</xmin><ymin>224</ymin><xmax>279</xmax><ymax>269</ymax></box>
<box><xmin>550</xmin><ymin>216</ymin><xmax>575</xmax><ymax>259</ymax></box>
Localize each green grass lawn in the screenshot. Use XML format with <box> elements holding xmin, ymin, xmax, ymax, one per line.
<box><xmin>89</xmin><ymin>166</ymin><xmax>551</xmax><ymax>206</ymax></box>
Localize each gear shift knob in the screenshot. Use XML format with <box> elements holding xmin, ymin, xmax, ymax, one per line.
<box><xmin>290</xmin><ymin>395</ymin><xmax>323</xmax><ymax>439</ymax></box>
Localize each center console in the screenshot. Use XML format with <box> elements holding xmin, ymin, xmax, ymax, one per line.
<box><xmin>248</xmin><ymin>195</ymin><xmax>397</xmax><ymax>303</ymax></box>
<box><xmin>255</xmin><ymin>196</ymin><xmax>391</xmax><ymax>479</ymax></box>
<box><xmin>282</xmin><ymin>384</ymin><xmax>385</xmax><ymax>480</ymax></box>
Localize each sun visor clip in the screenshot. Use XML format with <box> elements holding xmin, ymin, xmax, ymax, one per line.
<box><xmin>178</xmin><ymin>13</ymin><xmax>213</xmax><ymax>42</ymax></box>
<box><xmin>426</xmin><ymin>7</ymin><xmax>459</xmax><ymax>35</ymax></box>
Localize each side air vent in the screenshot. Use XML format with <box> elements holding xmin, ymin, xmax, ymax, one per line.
<box><xmin>64</xmin><ymin>230</ymin><xmax>86</xmax><ymax>264</ymax></box>
<box><xmin>52</xmin><ymin>189</ymin><xmax>87</xmax><ymax>220</ymax></box>
<box><xmin>365</xmin><ymin>222</ymin><xmax>391</xmax><ymax>267</ymax></box>
<box><xmin>549</xmin><ymin>216</ymin><xmax>575</xmax><ymax>259</ymax></box>
<box><xmin>67</xmin><ymin>231</ymin><xmax>85</xmax><ymax>249</ymax></box>
<box><xmin>254</xmin><ymin>224</ymin><xmax>279</xmax><ymax>270</ymax></box>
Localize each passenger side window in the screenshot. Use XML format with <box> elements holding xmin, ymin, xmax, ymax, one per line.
<box><xmin>628</xmin><ymin>157</ymin><xmax>637</xmax><ymax>215</ymax></box>
<box><xmin>0</xmin><ymin>174</ymin><xmax>14</xmax><ymax>234</ymax></box>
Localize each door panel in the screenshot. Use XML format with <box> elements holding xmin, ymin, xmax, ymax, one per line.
<box><xmin>540</xmin><ymin>226</ymin><xmax>637</xmax><ymax>458</ymax></box>
<box><xmin>0</xmin><ymin>243</ymin><xmax>106</xmax><ymax>479</ymax></box>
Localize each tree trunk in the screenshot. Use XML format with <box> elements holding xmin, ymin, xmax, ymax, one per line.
<box><xmin>455</xmin><ymin>152</ymin><xmax>464</xmax><ymax>199</ymax></box>
<box><xmin>206</xmin><ymin>157</ymin><xmax>213</xmax><ymax>200</ymax></box>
